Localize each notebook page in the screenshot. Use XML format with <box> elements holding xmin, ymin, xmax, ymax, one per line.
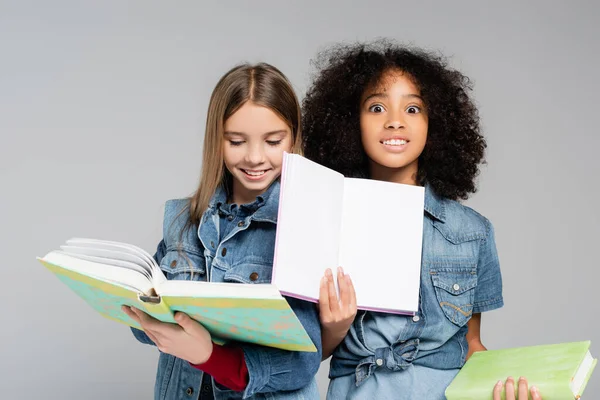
<box><xmin>273</xmin><ymin>153</ymin><xmax>344</xmax><ymax>302</ymax></box>
<box><xmin>338</xmin><ymin>178</ymin><xmax>424</xmax><ymax>313</ymax></box>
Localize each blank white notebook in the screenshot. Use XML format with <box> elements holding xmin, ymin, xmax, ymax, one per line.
<box><xmin>273</xmin><ymin>153</ymin><xmax>425</xmax><ymax>314</ymax></box>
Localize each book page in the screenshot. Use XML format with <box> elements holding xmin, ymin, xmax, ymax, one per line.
<box><xmin>60</xmin><ymin>245</ymin><xmax>152</xmax><ymax>279</ymax></box>
<box><xmin>65</xmin><ymin>238</ymin><xmax>165</xmax><ymax>284</ymax></box>
<box><xmin>573</xmin><ymin>350</ymin><xmax>597</xmax><ymax>396</ymax></box>
<box><xmin>58</xmin><ymin>249</ymin><xmax>152</xmax><ymax>279</ymax></box>
<box><xmin>339</xmin><ymin>178</ymin><xmax>424</xmax><ymax>313</ymax></box>
<box><xmin>40</xmin><ymin>251</ymin><xmax>154</xmax><ymax>294</ymax></box>
<box><xmin>272</xmin><ymin>153</ymin><xmax>344</xmax><ymax>302</ymax></box>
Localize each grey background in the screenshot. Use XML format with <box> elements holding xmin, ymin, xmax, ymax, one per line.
<box><xmin>1</xmin><ymin>1</ymin><xmax>598</xmax><ymax>399</ymax></box>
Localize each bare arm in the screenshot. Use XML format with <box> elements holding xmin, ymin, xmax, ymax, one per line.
<box><xmin>467</xmin><ymin>314</ymin><xmax>543</xmax><ymax>399</ymax></box>
<box><xmin>466</xmin><ymin>313</ymin><xmax>487</xmax><ymax>360</ymax></box>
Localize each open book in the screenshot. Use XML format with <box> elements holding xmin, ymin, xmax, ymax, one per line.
<box><xmin>273</xmin><ymin>153</ymin><xmax>425</xmax><ymax>314</ymax></box>
<box><xmin>37</xmin><ymin>238</ymin><xmax>316</xmax><ymax>352</ymax></box>
<box><xmin>445</xmin><ymin>341</ymin><xmax>597</xmax><ymax>400</ymax></box>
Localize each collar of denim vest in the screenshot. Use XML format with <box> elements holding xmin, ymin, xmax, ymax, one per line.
<box><xmin>207</xmin><ymin>179</ymin><xmax>280</xmax><ymax>224</ymax></box>
<box><xmin>424</xmin><ymin>183</ymin><xmax>446</xmax><ymax>222</ymax></box>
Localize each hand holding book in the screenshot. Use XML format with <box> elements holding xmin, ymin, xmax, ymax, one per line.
<box><xmin>37</xmin><ymin>238</ymin><xmax>317</xmax><ymax>352</ymax></box>
<box><xmin>445</xmin><ymin>341</ymin><xmax>595</xmax><ymax>399</ymax></box>
<box><xmin>123</xmin><ymin>306</ymin><xmax>213</xmax><ymax>365</ymax></box>
<box><xmin>493</xmin><ymin>377</ymin><xmax>542</xmax><ymax>400</ymax></box>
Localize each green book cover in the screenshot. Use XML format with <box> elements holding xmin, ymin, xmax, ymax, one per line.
<box><xmin>445</xmin><ymin>341</ymin><xmax>596</xmax><ymax>400</ymax></box>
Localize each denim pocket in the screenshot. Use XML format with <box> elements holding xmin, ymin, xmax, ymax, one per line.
<box><xmin>430</xmin><ymin>268</ymin><xmax>477</xmax><ymax>327</ymax></box>
<box><xmin>211</xmin><ymin>380</ymin><xmax>238</xmax><ymax>399</ymax></box>
<box><xmin>159</xmin><ymin>249</ymin><xmax>206</xmax><ymax>281</ymax></box>
<box><xmin>223</xmin><ymin>257</ymin><xmax>273</xmax><ymax>284</ymax></box>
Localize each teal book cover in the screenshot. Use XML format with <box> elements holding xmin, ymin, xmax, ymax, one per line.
<box><xmin>39</xmin><ymin>257</ymin><xmax>317</xmax><ymax>352</ymax></box>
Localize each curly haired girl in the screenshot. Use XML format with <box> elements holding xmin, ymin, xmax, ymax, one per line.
<box><xmin>304</xmin><ymin>40</ymin><xmax>539</xmax><ymax>400</ymax></box>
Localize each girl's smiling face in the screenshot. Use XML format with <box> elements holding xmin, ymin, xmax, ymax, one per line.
<box><xmin>223</xmin><ymin>101</ymin><xmax>292</xmax><ymax>204</ymax></box>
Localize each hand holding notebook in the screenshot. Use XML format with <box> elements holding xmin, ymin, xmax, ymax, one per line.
<box><xmin>272</xmin><ymin>152</ymin><xmax>425</xmax><ymax>315</ymax></box>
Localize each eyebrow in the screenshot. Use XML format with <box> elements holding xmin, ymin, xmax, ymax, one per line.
<box><xmin>224</xmin><ymin>129</ymin><xmax>288</xmax><ymax>137</ymax></box>
<box><xmin>362</xmin><ymin>92</ymin><xmax>424</xmax><ymax>105</ymax></box>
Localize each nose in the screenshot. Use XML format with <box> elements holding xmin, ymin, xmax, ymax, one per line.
<box><xmin>385</xmin><ymin>110</ymin><xmax>405</xmax><ymax>130</ymax></box>
<box><xmin>245</xmin><ymin>143</ymin><xmax>265</xmax><ymax>165</ymax></box>
<box><xmin>386</xmin><ymin>120</ymin><xmax>404</xmax><ymax>129</ymax></box>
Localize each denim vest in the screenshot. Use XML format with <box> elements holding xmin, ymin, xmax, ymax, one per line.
<box><xmin>131</xmin><ymin>180</ymin><xmax>322</xmax><ymax>400</ymax></box>
<box><xmin>327</xmin><ymin>185</ymin><xmax>504</xmax><ymax>399</ymax></box>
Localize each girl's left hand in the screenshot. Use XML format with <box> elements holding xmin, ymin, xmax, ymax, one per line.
<box><xmin>493</xmin><ymin>376</ymin><xmax>542</xmax><ymax>400</ymax></box>
<box><xmin>319</xmin><ymin>267</ymin><xmax>357</xmax><ymax>339</ymax></box>
<box><xmin>122</xmin><ymin>305</ymin><xmax>213</xmax><ymax>365</ymax></box>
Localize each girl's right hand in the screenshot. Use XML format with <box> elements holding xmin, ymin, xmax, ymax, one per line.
<box><xmin>318</xmin><ymin>267</ymin><xmax>357</xmax><ymax>339</ymax></box>
<box><xmin>493</xmin><ymin>377</ymin><xmax>542</xmax><ymax>400</ymax></box>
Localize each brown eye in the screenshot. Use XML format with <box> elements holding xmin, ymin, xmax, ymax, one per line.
<box><xmin>406</xmin><ymin>106</ymin><xmax>421</xmax><ymax>114</ymax></box>
<box><xmin>368</xmin><ymin>104</ymin><xmax>385</xmax><ymax>113</ymax></box>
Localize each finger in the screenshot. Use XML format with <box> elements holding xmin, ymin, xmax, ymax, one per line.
<box><xmin>122</xmin><ymin>306</ymin><xmax>163</xmax><ymax>344</ymax></box>
<box><xmin>492</xmin><ymin>380</ymin><xmax>503</xmax><ymax>400</ymax></box>
<box><xmin>338</xmin><ymin>267</ymin><xmax>350</xmax><ymax>307</ymax></box>
<box><xmin>318</xmin><ymin>274</ymin><xmax>332</xmax><ymax>320</ymax></box>
<box><xmin>122</xmin><ymin>305</ymin><xmax>141</xmax><ymax>324</ymax></box>
<box><xmin>131</xmin><ymin>307</ymin><xmax>159</xmax><ymax>327</ymax></box>
<box><xmin>327</xmin><ymin>271</ymin><xmax>340</xmax><ymax>314</ymax></box>
<box><xmin>124</xmin><ymin>307</ymin><xmax>160</xmax><ymax>339</ymax></box>
<box><xmin>518</xmin><ymin>377</ymin><xmax>528</xmax><ymax>400</ymax></box>
<box><xmin>130</xmin><ymin>307</ymin><xmax>174</xmax><ymax>339</ymax></box>
<box><xmin>145</xmin><ymin>329</ymin><xmax>160</xmax><ymax>345</ymax></box>
<box><xmin>530</xmin><ymin>385</ymin><xmax>542</xmax><ymax>400</ymax></box>
<box><xmin>345</xmin><ymin>273</ymin><xmax>357</xmax><ymax>313</ymax></box>
<box><xmin>505</xmin><ymin>377</ymin><xmax>516</xmax><ymax>400</ymax></box>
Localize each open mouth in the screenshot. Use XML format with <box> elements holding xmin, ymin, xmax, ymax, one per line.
<box><xmin>381</xmin><ymin>139</ymin><xmax>408</xmax><ymax>146</ymax></box>
<box><xmin>240</xmin><ymin>169</ymin><xmax>271</xmax><ymax>180</ymax></box>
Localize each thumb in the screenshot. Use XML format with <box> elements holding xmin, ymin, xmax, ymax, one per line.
<box><xmin>174</xmin><ymin>312</ymin><xmax>196</xmax><ymax>332</ymax></box>
<box><xmin>175</xmin><ymin>312</ymin><xmax>210</xmax><ymax>339</ymax></box>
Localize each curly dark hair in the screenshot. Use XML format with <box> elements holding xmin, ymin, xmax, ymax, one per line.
<box><xmin>302</xmin><ymin>40</ymin><xmax>486</xmax><ymax>201</ymax></box>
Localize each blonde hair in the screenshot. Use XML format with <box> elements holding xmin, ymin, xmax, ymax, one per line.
<box><xmin>188</xmin><ymin>63</ymin><xmax>302</xmax><ymax>228</ymax></box>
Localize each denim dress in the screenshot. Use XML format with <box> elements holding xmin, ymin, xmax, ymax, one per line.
<box><xmin>327</xmin><ymin>185</ymin><xmax>504</xmax><ymax>399</ymax></box>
